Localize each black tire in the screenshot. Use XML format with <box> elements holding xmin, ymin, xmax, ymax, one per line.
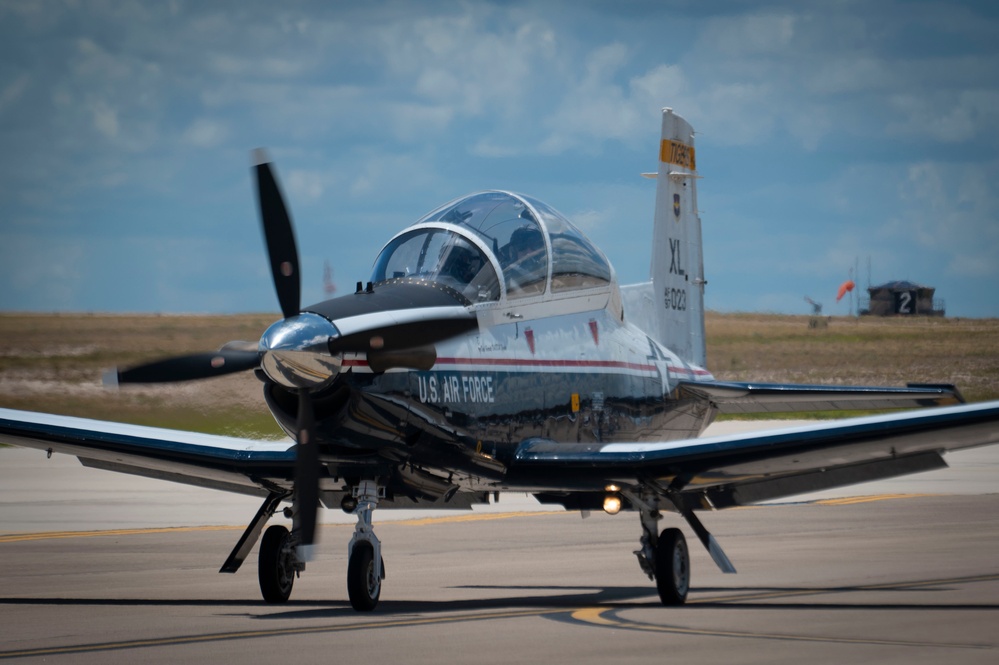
<box><xmin>258</xmin><ymin>525</ymin><xmax>294</xmax><ymax>603</ymax></box>
<box><xmin>347</xmin><ymin>541</ymin><xmax>381</xmax><ymax>611</ymax></box>
<box><xmin>655</xmin><ymin>527</ymin><xmax>690</xmax><ymax>605</ymax></box>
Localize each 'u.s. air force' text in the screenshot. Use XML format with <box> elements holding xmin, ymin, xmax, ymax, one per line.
<box><xmin>418</xmin><ymin>374</ymin><xmax>495</xmax><ymax>404</ymax></box>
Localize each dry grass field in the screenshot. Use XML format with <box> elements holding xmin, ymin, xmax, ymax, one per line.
<box><xmin>0</xmin><ymin>313</ymin><xmax>283</xmax><ymax>438</ymax></box>
<box><xmin>1</xmin><ymin>311</ymin><xmax>997</xmax><ymax>437</ymax></box>
<box><xmin>705</xmin><ymin>312</ymin><xmax>999</xmax><ymax>403</ymax></box>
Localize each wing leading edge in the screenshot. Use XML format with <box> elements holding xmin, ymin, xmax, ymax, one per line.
<box><xmin>513</xmin><ymin>400</ymin><xmax>999</xmax><ymax>507</ymax></box>
<box><xmin>0</xmin><ymin>408</ymin><xmax>295</xmax><ymax>497</ymax></box>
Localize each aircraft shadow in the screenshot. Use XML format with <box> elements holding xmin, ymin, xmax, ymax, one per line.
<box><xmin>3</xmin><ymin>582</ymin><xmax>995</xmax><ymax>619</ymax></box>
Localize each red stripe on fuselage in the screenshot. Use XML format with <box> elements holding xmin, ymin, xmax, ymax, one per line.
<box><xmin>342</xmin><ymin>357</ymin><xmax>711</xmax><ymax>376</ymax></box>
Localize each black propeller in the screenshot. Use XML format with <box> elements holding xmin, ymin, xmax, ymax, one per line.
<box><xmin>293</xmin><ymin>389</ymin><xmax>319</xmax><ymax>553</ymax></box>
<box><xmin>107</xmin><ymin>150</ymin><xmax>325</xmax><ymax>556</ymax></box>
<box><xmin>105</xmin><ymin>350</ymin><xmax>261</xmax><ymax>386</ymax></box>
<box><xmin>105</xmin><ymin>154</ymin><xmax>307</xmax><ymax>387</ymax></box>
<box><xmin>106</xmin><ymin>152</ymin><xmax>482</xmax><ymax>557</ymax></box>
<box><xmin>254</xmin><ymin>149</ymin><xmax>301</xmax><ymax>320</ymax></box>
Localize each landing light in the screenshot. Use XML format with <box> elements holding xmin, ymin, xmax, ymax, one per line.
<box><xmin>603</xmin><ymin>494</ymin><xmax>622</xmax><ymax>515</ymax></box>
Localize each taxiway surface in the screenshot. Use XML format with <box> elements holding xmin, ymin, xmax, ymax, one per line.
<box><xmin>1</xmin><ymin>422</ymin><xmax>998</xmax><ymax>663</ymax></box>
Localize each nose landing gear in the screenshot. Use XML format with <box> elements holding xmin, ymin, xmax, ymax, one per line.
<box><xmin>346</xmin><ymin>480</ymin><xmax>385</xmax><ymax>611</ymax></box>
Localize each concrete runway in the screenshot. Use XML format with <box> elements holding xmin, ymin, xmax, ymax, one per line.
<box><xmin>2</xmin><ymin>422</ymin><xmax>998</xmax><ymax>663</ymax></box>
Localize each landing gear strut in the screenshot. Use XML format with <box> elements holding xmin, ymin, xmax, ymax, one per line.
<box><xmin>346</xmin><ymin>480</ymin><xmax>385</xmax><ymax>611</ymax></box>
<box><xmin>625</xmin><ymin>488</ymin><xmax>692</xmax><ymax>605</ymax></box>
<box><xmin>219</xmin><ymin>491</ymin><xmax>306</xmax><ymax>604</ymax></box>
<box><xmin>624</xmin><ymin>485</ymin><xmax>737</xmax><ymax>606</ymax></box>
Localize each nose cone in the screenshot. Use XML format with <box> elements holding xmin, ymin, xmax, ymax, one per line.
<box><xmin>259</xmin><ymin>312</ymin><xmax>342</xmax><ymax>390</ymax></box>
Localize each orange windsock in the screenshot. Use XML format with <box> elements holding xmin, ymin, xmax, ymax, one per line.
<box><xmin>836</xmin><ymin>279</ymin><xmax>856</xmax><ymax>302</ymax></box>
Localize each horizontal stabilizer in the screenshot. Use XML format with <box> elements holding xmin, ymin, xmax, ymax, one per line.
<box><xmin>677</xmin><ymin>380</ymin><xmax>963</xmax><ymax>413</ymax></box>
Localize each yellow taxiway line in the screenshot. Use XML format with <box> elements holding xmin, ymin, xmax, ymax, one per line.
<box><xmin>0</xmin><ymin>494</ymin><xmax>939</xmax><ymax>544</ymax></box>
<box><xmin>0</xmin><ymin>510</ymin><xmax>565</xmax><ymax>543</ymax></box>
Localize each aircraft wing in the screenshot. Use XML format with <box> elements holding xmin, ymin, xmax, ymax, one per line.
<box><xmin>515</xmin><ymin>400</ymin><xmax>999</xmax><ymax>508</ymax></box>
<box><xmin>0</xmin><ymin>407</ymin><xmax>295</xmax><ymax>497</ymax></box>
<box><xmin>676</xmin><ymin>380</ymin><xmax>963</xmax><ymax>414</ymax></box>
<box><xmin>0</xmin><ymin>408</ymin><xmax>490</xmax><ymax>510</ymax></box>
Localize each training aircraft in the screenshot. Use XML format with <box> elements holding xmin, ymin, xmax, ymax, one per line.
<box><xmin>2</xmin><ymin>108</ymin><xmax>998</xmax><ymax>611</ymax></box>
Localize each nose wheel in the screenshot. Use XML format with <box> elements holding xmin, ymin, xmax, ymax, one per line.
<box><xmin>346</xmin><ymin>480</ymin><xmax>385</xmax><ymax>611</ymax></box>
<box><xmin>347</xmin><ymin>541</ymin><xmax>381</xmax><ymax>610</ymax></box>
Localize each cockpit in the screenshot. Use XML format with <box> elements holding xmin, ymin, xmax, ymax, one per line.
<box><xmin>370</xmin><ymin>191</ymin><xmax>614</xmax><ymax>305</ymax></box>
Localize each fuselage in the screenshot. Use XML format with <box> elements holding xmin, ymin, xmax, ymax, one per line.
<box><xmin>258</xmin><ymin>191</ymin><xmax>716</xmax><ymax>496</ymax></box>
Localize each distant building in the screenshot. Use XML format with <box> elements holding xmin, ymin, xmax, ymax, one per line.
<box><xmin>860</xmin><ymin>281</ymin><xmax>945</xmax><ymax>317</ymax></box>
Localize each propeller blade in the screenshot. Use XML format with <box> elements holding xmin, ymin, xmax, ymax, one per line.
<box><xmin>253</xmin><ymin>150</ymin><xmax>300</xmax><ymax>320</ymax></box>
<box><xmin>293</xmin><ymin>388</ymin><xmax>320</xmax><ymax>557</ymax></box>
<box><xmin>106</xmin><ymin>350</ymin><xmax>261</xmax><ymax>386</ymax></box>
<box><xmin>328</xmin><ymin>316</ymin><xmax>478</xmax><ymax>354</ymax></box>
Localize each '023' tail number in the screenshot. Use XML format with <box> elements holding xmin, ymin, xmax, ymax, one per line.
<box><xmin>664</xmin><ymin>287</ymin><xmax>687</xmax><ymax>311</ymax></box>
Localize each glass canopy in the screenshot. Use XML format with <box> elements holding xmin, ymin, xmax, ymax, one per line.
<box><xmin>370</xmin><ymin>191</ymin><xmax>612</xmax><ymax>303</ymax></box>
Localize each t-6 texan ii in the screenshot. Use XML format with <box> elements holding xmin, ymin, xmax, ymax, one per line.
<box><xmin>3</xmin><ymin>109</ymin><xmax>997</xmax><ymax>611</ymax></box>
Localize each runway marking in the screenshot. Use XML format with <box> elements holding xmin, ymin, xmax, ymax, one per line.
<box><xmin>0</xmin><ymin>493</ymin><xmax>951</xmax><ymax>543</ymax></box>
<box><xmin>814</xmin><ymin>493</ymin><xmax>937</xmax><ymax>506</ymax></box>
<box><xmin>690</xmin><ymin>572</ymin><xmax>999</xmax><ymax>604</ymax></box>
<box><xmin>2</xmin><ymin>573</ymin><xmax>996</xmax><ymax>658</ymax></box>
<box><xmin>394</xmin><ymin>510</ymin><xmax>565</xmax><ymax>526</ymax></box>
<box><xmin>564</xmin><ymin>572</ymin><xmax>999</xmax><ymax>649</ymax></box>
<box><xmin>0</xmin><ymin>524</ymin><xmax>245</xmax><ymax>543</ymax></box>
<box><xmin>0</xmin><ymin>607</ymin><xmax>567</xmax><ymax>660</ymax></box>
<box><xmin>0</xmin><ymin>511</ymin><xmax>565</xmax><ymax>543</ymax></box>
<box><xmin>569</xmin><ymin>607</ymin><xmax>989</xmax><ymax>649</ymax></box>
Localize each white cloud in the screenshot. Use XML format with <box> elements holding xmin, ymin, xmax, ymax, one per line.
<box><xmin>89</xmin><ymin>99</ymin><xmax>119</xmax><ymax>139</ymax></box>
<box><xmin>539</xmin><ymin>45</ymin><xmax>677</xmax><ymax>153</ymax></box>
<box><xmin>376</xmin><ymin>10</ymin><xmax>558</xmax><ymax>122</ymax></box>
<box><xmin>0</xmin><ymin>73</ymin><xmax>29</xmax><ymax>113</ymax></box>
<box><xmin>345</xmin><ymin>152</ymin><xmax>440</xmax><ymax>200</ymax></box>
<box><xmin>887</xmin><ymin>90</ymin><xmax>999</xmax><ymax>143</ymax></box>
<box><xmin>385</xmin><ymin>103</ymin><xmax>454</xmax><ymax>142</ymax></box>
<box><xmin>182</xmin><ymin>118</ymin><xmax>228</xmax><ymax>147</ymax></box>
<box><xmin>698</xmin><ymin>11</ymin><xmax>797</xmax><ymax>57</ymax></box>
<box><xmin>2</xmin><ymin>0</ymin><xmax>997</xmax><ymax>317</ymax></box>
<box><xmin>286</xmin><ymin>169</ymin><xmax>328</xmax><ymax>203</ymax></box>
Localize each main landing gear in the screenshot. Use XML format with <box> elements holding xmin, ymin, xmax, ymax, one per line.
<box><xmin>219</xmin><ymin>491</ymin><xmax>307</xmax><ymax>603</ymax></box>
<box><xmin>220</xmin><ymin>481</ymin><xmax>388</xmax><ymax>610</ymax></box>
<box><xmin>623</xmin><ymin>487</ymin><xmax>735</xmax><ymax>605</ymax></box>
<box><xmin>258</xmin><ymin>524</ymin><xmax>299</xmax><ymax>603</ymax></box>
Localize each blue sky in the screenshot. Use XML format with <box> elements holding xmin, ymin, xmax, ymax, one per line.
<box><xmin>1</xmin><ymin>0</ymin><xmax>997</xmax><ymax>318</ymax></box>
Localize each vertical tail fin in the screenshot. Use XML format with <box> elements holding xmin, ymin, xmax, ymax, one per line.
<box><xmin>649</xmin><ymin>108</ymin><xmax>706</xmax><ymax>368</ymax></box>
